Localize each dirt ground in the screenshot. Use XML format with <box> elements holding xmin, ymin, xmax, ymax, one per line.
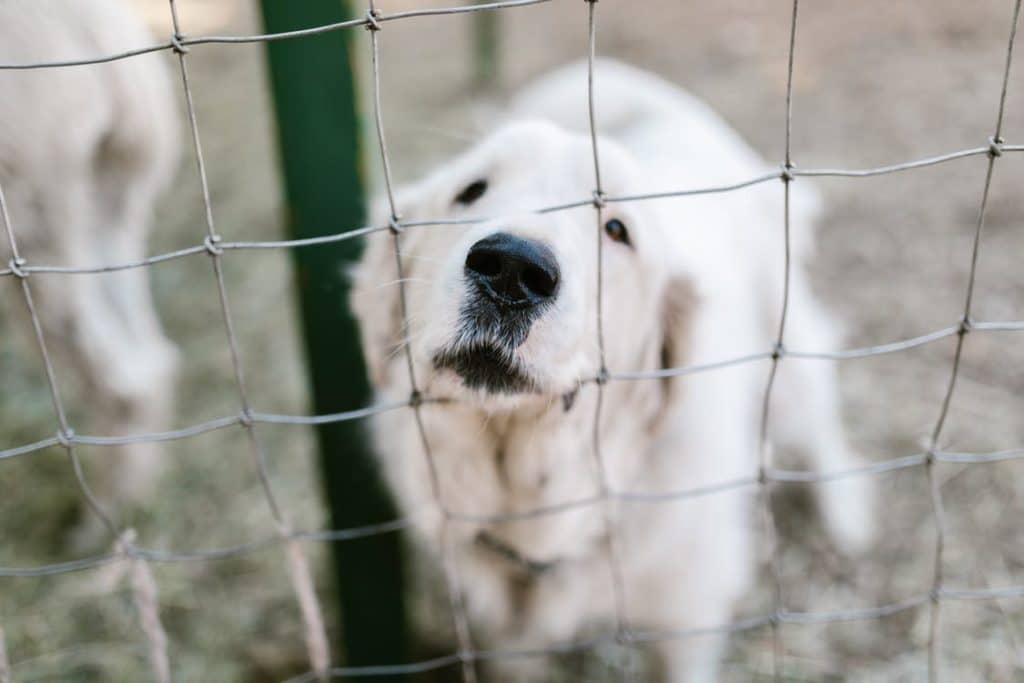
<box><xmin>2</xmin><ymin>0</ymin><xmax>1024</xmax><ymax>680</ymax></box>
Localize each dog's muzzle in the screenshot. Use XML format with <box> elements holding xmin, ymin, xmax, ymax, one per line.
<box><xmin>432</xmin><ymin>233</ymin><xmax>559</xmax><ymax>394</ymax></box>
<box><xmin>460</xmin><ymin>231</ymin><xmax>559</xmax><ymax>353</ymax></box>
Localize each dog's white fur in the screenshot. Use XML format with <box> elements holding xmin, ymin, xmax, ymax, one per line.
<box><xmin>352</xmin><ymin>60</ymin><xmax>874</xmax><ymax>681</ymax></box>
<box><xmin>0</xmin><ymin>1</ymin><xmax>180</xmax><ymax>508</ymax></box>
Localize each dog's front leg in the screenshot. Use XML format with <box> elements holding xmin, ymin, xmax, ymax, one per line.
<box><xmin>482</xmin><ymin>652</ymin><xmax>553</xmax><ymax>683</ymax></box>
<box><xmin>656</xmin><ymin>631</ymin><xmax>729</xmax><ymax>683</ymax></box>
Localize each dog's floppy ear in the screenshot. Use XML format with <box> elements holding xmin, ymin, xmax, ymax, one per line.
<box><xmin>651</xmin><ymin>274</ymin><xmax>699</xmax><ymax>429</ymax></box>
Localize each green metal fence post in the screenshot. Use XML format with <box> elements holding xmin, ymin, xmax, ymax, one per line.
<box><xmin>259</xmin><ymin>2</ymin><xmax>409</xmax><ymax>676</ymax></box>
<box><xmin>472</xmin><ymin>6</ymin><xmax>501</xmax><ymax>90</ymax></box>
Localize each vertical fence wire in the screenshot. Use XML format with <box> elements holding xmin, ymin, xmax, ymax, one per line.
<box><xmin>363</xmin><ymin>4</ymin><xmax>478</xmax><ymax>681</ymax></box>
<box><xmin>583</xmin><ymin>2</ymin><xmax>636</xmax><ymax>679</ymax></box>
<box><xmin>924</xmin><ymin>1</ymin><xmax>1022</xmax><ymax>680</ymax></box>
<box><xmin>755</xmin><ymin>0</ymin><xmax>800</xmax><ymax>678</ymax></box>
<box><xmin>0</xmin><ymin>194</ymin><xmax>118</xmax><ymax>540</ymax></box>
<box><xmin>165</xmin><ymin>1</ymin><xmax>330</xmax><ymax>677</ymax></box>
<box><xmin>0</xmin><ymin>160</ymin><xmax>173</xmax><ymax>681</ymax></box>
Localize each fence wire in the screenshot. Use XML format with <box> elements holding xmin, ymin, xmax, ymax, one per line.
<box><xmin>1</xmin><ymin>0</ymin><xmax>1023</xmax><ymax>681</ymax></box>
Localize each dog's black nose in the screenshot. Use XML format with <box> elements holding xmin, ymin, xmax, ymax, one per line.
<box><xmin>465</xmin><ymin>232</ymin><xmax>560</xmax><ymax>306</ymax></box>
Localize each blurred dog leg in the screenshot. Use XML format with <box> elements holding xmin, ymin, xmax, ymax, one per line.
<box><xmin>0</xmin><ymin>1</ymin><xmax>181</xmax><ymax>536</ymax></box>
<box><xmin>771</xmin><ymin>275</ymin><xmax>876</xmax><ymax>555</ymax></box>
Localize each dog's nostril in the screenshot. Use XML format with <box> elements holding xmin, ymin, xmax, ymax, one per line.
<box><xmin>520</xmin><ymin>265</ymin><xmax>557</xmax><ymax>299</ymax></box>
<box><xmin>465</xmin><ymin>249</ymin><xmax>503</xmax><ymax>278</ymax></box>
<box><xmin>465</xmin><ymin>232</ymin><xmax>560</xmax><ymax>305</ymax></box>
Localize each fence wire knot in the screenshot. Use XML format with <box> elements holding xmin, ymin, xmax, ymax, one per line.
<box><xmin>780</xmin><ymin>162</ymin><xmax>795</xmax><ymax>183</ymax></box>
<box><xmin>387</xmin><ymin>216</ymin><xmax>403</xmax><ymax>235</ymax></box>
<box><xmin>958</xmin><ymin>316</ymin><xmax>973</xmax><ymax>336</ymax></box>
<box><xmin>365</xmin><ymin>9</ymin><xmax>382</xmax><ymax>32</ymax></box>
<box><xmin>7</xmin><ymin>257</ymin><xmax>27</xmax><ymax>279</ymax></box>
<box><xmin>408</xmin><ymin>389</ymin><xmax>424</xmax><ymax>408</ymax></box>
<box><xmin>169</xmin><ymin>33</ymin><xmax>190</xmax><ymax>55</ymax></box>
<box><xmin>988</xmin><ymin>136</ymin><xmax>1005</xmax><ymax>158</ymax></box>
<box><xmin>238</xmin><ymin>408</ymin><xmax>254</xmax><ymax>428</ymax></box>
<box><xmin>203</xmin><ymin>234</ymin><xmax>224</xmax><ymax>256</ymax></box>
<box><xmin>55</xmin><ymin>428</ymin><xmax>75</xmax><ymax>449</ymax></box>
<box><xmin>772</xmin><ymin>342</ymin><xmax>786</xmax><ymax>360</ymax></box>
<box><xmin>591</xmin><ymin>190</ymin><xmax>606</xmax><ymax>210</ymax></box>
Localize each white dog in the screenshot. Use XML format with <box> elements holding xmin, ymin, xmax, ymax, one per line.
<box><xmin>0</xmin><ymin>1</ymin><xmax>180</xmax><ymax>509</ymax></box>
<box><xmin>352</xmin><ymin>60</ymin><xmax>874</xmax><ymax>681</ymax></box>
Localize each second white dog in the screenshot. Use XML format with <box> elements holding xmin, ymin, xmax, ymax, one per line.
<box><xmin>352</xmin><ymin>60</ymin><xmax>874</xmax><ymax>681</ymax></box>
<box><xmin>0</xmin><ymin>0</ymin><xmax>180</xmax><ymax>515</ymax></box>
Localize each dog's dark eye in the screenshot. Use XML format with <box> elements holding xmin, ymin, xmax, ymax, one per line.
<box><xmin>604</xmin><ymin>218</ymin><xmax>631</xmax><ymax>246</ymax></box>
<box><xmin>455</xmin><ymin>179</ymin><xmax>488</xmax><ymax>205</ymax></box>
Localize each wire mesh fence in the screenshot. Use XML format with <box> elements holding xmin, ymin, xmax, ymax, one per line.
<box><xmin>1</xmin><ymin>0</ymin><xmax>1023</xmax><ymax>680</ymax></box>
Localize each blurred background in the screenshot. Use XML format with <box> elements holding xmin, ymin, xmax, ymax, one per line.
<box><xmin>2</xmin><ymin>0</ymin><xmax>1024</xmax><ymax>680</ymax></box>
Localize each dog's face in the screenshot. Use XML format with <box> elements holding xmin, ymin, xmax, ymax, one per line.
<box><xmin>354</xmin><ymin>121</ymin><xmax>688</xmax><ymax>404</ymax></box>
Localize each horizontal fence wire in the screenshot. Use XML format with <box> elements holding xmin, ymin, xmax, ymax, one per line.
<box><xmin>0</xmin><ymin>147</ymin><xmax>1015</xmax><ymax>280</ymax></box>
<box><xmin>2</xmin><ymin>146</ymin><xmax>1023</xmax><ymax>279</ymax></box>
<box><xmin>3</xmin><ymin>442</ymin><xmax>1023</xmax><ymax>572</ymax></box>
<box><xmin>0</xmin><ymin>0</ymin><xmax>555</xmax><ymax>71</ymax></box>
<box><xmin>5</xmin><ymin>317</ymin><xmax>1022</xmax><ymax>463</ymax></box>
<box><xmin>2</xmin><ymin>0</ymin><xmax>1023</xmax><ymax>680</ymax></box>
